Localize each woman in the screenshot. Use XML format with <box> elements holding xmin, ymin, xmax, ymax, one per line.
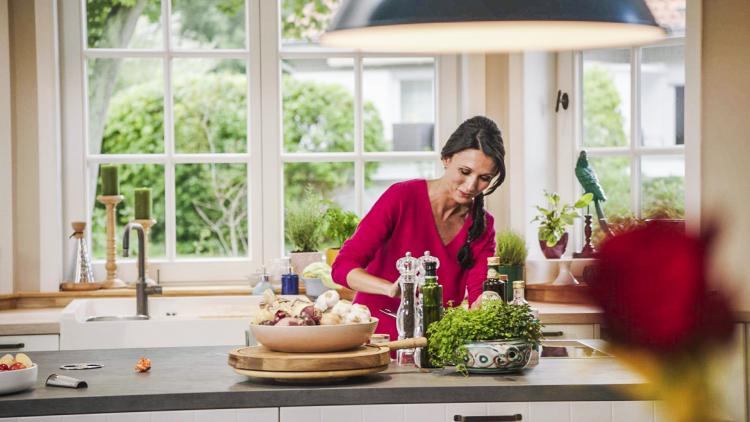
<box><xmin>331</xmin><ymin>116</ymin><xmax>506</xmax><ymax>342</ymax></box>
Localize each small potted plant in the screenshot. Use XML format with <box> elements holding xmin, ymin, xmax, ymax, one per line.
<box><xmin>427</xmin><ymin>300</ymin><xmax>543</xmax><ymax>375</ymax></box>
<box><xmin>495</xmin><ymin>231</ymin><xmax>528</xmax><ymax>301</ymax></box>
<box><xmin>285</xmin><ymin>188</ymin><xmax>327</xmax><ymax>274</ymax></box>
<box><xmin>322</xmin><ymin>205</ymin><xmax>360</xmax><ymax>265</ymax></box>
<box><xmin>532</xmin><ymin>191</ymin><xmax>592</xmax><ymax>259</ymax></box>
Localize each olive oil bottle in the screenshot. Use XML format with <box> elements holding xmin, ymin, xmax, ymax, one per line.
<box><xmin>416</xmin><ymin>260</ymin><xmax>443</xmax><ymax>368</ymax></box>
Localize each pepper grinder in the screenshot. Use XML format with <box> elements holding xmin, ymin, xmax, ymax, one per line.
<box><xmin>395</xmin><ymin>251</ymin><xmax>419</xmax><ymax>366</ymax></box>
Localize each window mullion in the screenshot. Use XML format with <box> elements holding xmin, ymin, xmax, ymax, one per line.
<box><xmin>630</xmin><ymin>47</ymin><xmax>641</xmax><ymax>218</ymax></box>
<box><xmin>354</xmin><ymin>55</ymin><xmax>364</xmax><ymax>216</ymax></box>
<box><xmin>163</xmin><ymin>0</ymin><xmax>176</xmax><ymax>262</ymax></box>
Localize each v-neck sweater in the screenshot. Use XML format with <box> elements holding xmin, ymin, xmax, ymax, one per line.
<box><xmin>331</xmin><ymin>179</ymin><xmax>496</xmax><ymax>341</ymax></box>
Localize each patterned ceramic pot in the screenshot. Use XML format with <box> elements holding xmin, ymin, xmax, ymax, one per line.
<box><xmin>464</xmin><ymin>339</ymin><xmax>533</xmax><ymax>374</ymax></box>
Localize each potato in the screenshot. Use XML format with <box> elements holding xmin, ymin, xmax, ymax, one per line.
<box><xmin>14</xmin><ymin>353</ymin><xmax>33</xmax><ymax>368</ymax></box>
<box><xmin>0</xmin><ymin>354</ymin><xmax>13</xmax><ymax>366</ymax></box>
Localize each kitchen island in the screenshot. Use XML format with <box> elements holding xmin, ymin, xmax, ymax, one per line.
<box><xmin>0</xmin><ymin>345</ymin><xmax>656</xmax><ymax>420</ymax></box>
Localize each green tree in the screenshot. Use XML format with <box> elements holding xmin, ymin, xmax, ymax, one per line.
<box><xmin>582</xmin><ymin>65</ymin><xmax>684</xmax><ymax>238</ymax></box>
<box><xmin>583</xmin><ymin>66</ymin><xmax>627</xmax><ymax>148</ymax></box>
<box><xmin>94</xmin><ymin>71</ymin><xmax>384</xmax><ymax>257</ymax></box>
<box><xmin>282</xmin><ymin>75</ymin><xmax>385</xmax><ymax>202</ymax></box>
<box><xmin>281</xmin><ymin>0</ymin><xmax>341</xmax><ymax>41</ymax></box>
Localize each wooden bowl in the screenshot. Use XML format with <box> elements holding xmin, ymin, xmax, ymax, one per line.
<box><xmin>249</xmin><ymin>318</ymin><xmax>379</xmax><ymax>353</ymax></box>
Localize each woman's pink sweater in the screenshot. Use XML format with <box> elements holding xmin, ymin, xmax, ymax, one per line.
<box><xmin>331</xmin><ymin>179</ymin><xmax>496</xmax><ymax>341</ymax></box>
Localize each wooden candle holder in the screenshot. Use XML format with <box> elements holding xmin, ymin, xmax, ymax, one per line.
<box><xmin>97</xmin><ymin>195</ymin><xmax>126</xmax><ymax>289</ymax></box>
<box><xmin>128</xmin><ymin>218</ymin><xmax>158</xmax><ymax>287</ymax></box>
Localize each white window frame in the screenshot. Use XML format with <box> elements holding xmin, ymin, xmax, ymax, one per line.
<box><xmin>557</xmin><ymin>37</ymin><xmax>688</xmax><ymax>251</ymax></box>
<box><xmin>60</xmin><ymin>0</ymin><xmax>459</xmax><ymax>284</ymax></box>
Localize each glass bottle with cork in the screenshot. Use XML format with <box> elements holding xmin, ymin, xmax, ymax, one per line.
<box><xmin>482</xmin><ymin>256</ymin><xmax>506</xmax><ymax>300</ymax></box>
<box><xmin>415</xmin><ymin>259</ymin><xmax>443</xmax><ymax>368</ymax></box>
<box><xmin>509</xmin><ymin>280</ymin><xmax>539</xmax><ymax>319</ymax></box>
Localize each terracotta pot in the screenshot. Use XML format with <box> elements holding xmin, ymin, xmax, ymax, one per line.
<box><xmin>290</xmin><ymin>251</ymin><xmax>323</xmax><ymax>275</ymax></box>
<box><xmin>539</xmin><ymin>232</ymin><xmax>568</xmax><ymax>259</ymax></box>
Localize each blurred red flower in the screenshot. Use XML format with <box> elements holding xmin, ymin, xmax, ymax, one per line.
<box><xmin>588</xmin><ymin>225</ymin><xmax>734</xmax><ymax>353</ymax></box>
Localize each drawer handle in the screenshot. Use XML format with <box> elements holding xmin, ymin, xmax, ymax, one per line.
<box><xmin>0</xmin><ymin>343</ymin><xmax>25</xmax><ymax>349</ymax></box>
<box><xmin>454</xmin><ymin>415</ymin><xmax>522</xmax><ymax>421</ymax></box>
<box><xmin>542</xmin><ymin>331</ymin><xmax>564</xmax><ymax>337</ymax></box>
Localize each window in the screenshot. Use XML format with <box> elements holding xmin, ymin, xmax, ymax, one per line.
<box><xmin>61</xmin><ymin>1</ymin><xmax>454</xmax><ymax>283</ymax></box>
<box><xmin>571</xmin><ymin>1</ymin><xmax>686</xmax><ymax>244</ymax></box>
<box><xmin>279</xmin><ymin>1</ymin><xmax>442</xmax><ymax>252</ymax></box>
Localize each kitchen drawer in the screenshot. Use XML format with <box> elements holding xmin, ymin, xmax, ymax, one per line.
<box><xmin>541</xmin><ymin>324</ymin><xmax>596</xmax><ymax>339</ymax></box>
<box><xmin>0</xmin><ymin>334</ymin><xmax>59</xmax><ymax>352</ymax></box>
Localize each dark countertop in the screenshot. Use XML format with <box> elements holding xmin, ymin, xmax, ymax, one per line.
<box><xmin>0</xmin><ymin>345</ymin><xmax>652</xmax><ymax>417</ymax></box>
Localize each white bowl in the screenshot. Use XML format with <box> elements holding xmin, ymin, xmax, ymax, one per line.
<box><xmin>0</xmin><ymin>364</ymin><xmax>38</xmax><ymax>395</ymax></box>
<box><xmin>250</xmin><ymin>318</ymin><xmax>379</xmax><ymax>353</ymax></box>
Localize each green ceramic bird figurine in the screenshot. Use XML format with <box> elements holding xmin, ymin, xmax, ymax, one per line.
<box><xmin>575</xmin><ymin>151</ymin><xmax>613</xmax><ymax>237</ymax></box>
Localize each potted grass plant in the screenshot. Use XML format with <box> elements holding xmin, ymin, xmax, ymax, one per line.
<box><xmin>495</xmin><ymin>231</ymin><xmax>528</xmax><ymax>302</ymax></box>
<box><xmin>285</xmin><ymin>189</ymin><xmax>327</xmax><ymax>274</ymax></box>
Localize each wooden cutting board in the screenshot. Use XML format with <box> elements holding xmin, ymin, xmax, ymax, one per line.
<box><xmin>228</xmin><ymin>345</ymin><xmax>391</xmax><ymax>372</ymax></box>
<box><xmin>232</xmin><ymin>365</ymin><xmax>389</xmax><ymax>381</ymax></box>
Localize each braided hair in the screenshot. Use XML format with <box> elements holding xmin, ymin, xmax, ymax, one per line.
<box><xmin>441</xmin><ymin>116</ymin><xmax>506</xmax><ymax>269</ymax></box>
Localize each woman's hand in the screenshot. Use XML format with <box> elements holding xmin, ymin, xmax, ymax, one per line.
<box><xmin>346</xmin><ymin>268</ymin><xmax>400</xmax><ymax>298</ymax></box>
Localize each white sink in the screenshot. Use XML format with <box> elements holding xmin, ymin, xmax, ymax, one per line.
<box><xmin>60</xmin><ymin>295</ymin><xmax>284</xmax><ymax>350</ymax></box>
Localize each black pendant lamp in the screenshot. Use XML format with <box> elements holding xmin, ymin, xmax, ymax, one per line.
<box><xmin>320</xmin><ymin>0</ymin><xmax>665</xmax><ymax>52</ymax></box>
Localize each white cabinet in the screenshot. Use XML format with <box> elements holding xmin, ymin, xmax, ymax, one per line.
<box><xmin>0</xmin><ymin>334</ymin><xmax>59</xmax><ymax>352</ymax></box>
<box><xmin>541</xmin><ymin>324</ymin><xmax>598</xmax><ymax>339</ymax></box>
<box><xmin>280</xmin><ymin>402</ymin><xmax>658</xmax><ymax>422</ymax></box>
<box><xmin>2</xmin><ymin>408</ymin><xmax>278</xmax><ymax>422</ymax></box>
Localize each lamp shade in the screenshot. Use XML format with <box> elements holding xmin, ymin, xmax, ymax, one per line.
<box><xmin>320</xmin><ymin>0</ymin><xmax>666</xmax><ymax>52</ymax></box>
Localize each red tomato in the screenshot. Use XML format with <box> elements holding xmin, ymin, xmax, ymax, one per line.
<box><xmin>9</xmin><ymin>362</ymin><xmax>26</xmax><ymax>370</ymax></box>
<box><xmin>0</xmin><ymin>363</ymin><xmax>8</xmax><ymax>371</ymax></box>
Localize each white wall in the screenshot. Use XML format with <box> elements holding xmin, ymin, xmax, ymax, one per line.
<box><xmin>0</xmin><ymin>0</ymin><xmax>13</xmax><ymax>294</ymax></box>
<box><xmin>508</xmin><ymin>53</ymin><xmax>558</xmax><ymax>257</ymax></box>
<box><xmin>701</xmin><ymin>0</ymin><xmax>750</xmax><ymax>310</ymax></box>
<box><xmin>9</xmin><ymin>0</ymin><xmax>41</xmax><ymax>292</ymax></box>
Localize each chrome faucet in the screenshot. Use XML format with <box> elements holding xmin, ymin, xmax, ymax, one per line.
<box><xmin>122</xmin><ymin>222</ymin><xmax>162</xmax><ymax>318</ymax></box>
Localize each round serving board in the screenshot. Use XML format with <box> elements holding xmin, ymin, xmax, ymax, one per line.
<box><xmin>228</xmin><ymin>345</ymin><xmax>391</xmax><ymax>372</ymax></box>
<box><xmin>232</xmin><ymin>365</ymin><xmax>389</xmax><ymax>381</ymax></box>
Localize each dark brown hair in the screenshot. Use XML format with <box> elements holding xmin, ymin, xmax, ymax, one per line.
<box><xmin>441</xmin><ymin>116</ymin><xmax>506</xmax><ymax>269</ymax></box>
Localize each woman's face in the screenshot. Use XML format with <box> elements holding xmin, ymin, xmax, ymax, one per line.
<box><xmin>442</xmin><ymin>149</ymin><xmax>497</xmax><ymax>205</ymax></box>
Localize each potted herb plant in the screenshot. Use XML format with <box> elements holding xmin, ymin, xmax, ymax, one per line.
<box><xmin>285</xmin><ymin>189</ymin><xmax>327</xmax><ymax>274</ymax></box>
<box><xmin>427</xmin><ymin>300</ymin><xmax>543</xmax><ymax>375</ymax></box>
<box><xmin>323</xmin><ymin>205</ymin><xmax>360</xmax><ymax>265</ymax></box>
<box><xmin>532</xmin><ymin>191</ymin><xmax>593</xmax><ymax>259</ymax></box>
<box><xmin>495</xmin><ymin>231</ymin><xmax>527</xmax><ymax>302</ymax></box>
